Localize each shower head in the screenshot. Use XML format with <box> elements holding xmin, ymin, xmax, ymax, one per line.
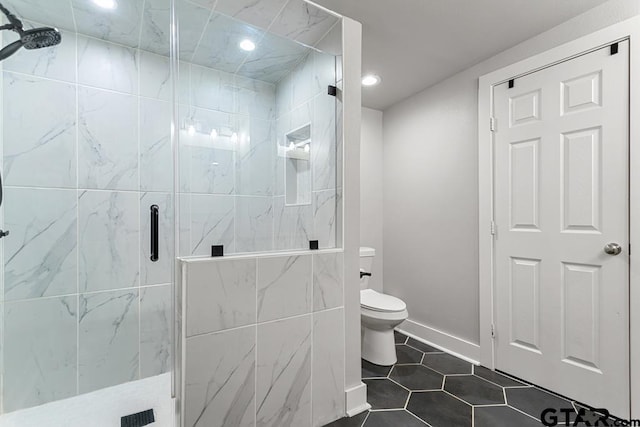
<box><xmin>0</xmin><ymin>26</ymin><xmax>61</xmax><ymax>61</ymax></box>
<box><xmin>21</xmin><ymin>27</ymin><xmax>62</xmax><ymax>50</ymax></box>
<box><xmin>0</xmin><ymin>2</ymin><xmax>61</xmax><ymax>61</ymax></box>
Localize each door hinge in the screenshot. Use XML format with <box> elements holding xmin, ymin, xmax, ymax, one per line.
<box><xmin>490</xmin><ymin>117</ymin><xmax>496</xmax><ymax>132</ymax></box>
<box><xmin>490</xmin><ymin>221</ymin><xmax>497</xmax><ymax>236</ymax></box>
<box><xmin>629</xmin><ymin>243</ymin><xmax>631</xmax><ymax>256</ymax></box>
<box><xmin>491</xmin><ymin>324</ymin><xmax>496</xmax><ymax>339</ymax></box>
<box><xmin>611</xmin><ymin>42</ymin><xmax>619</xmax><ymax>55</ymax></box>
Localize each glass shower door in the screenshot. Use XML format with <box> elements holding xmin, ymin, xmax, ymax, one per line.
<box><xmin>0</xmin><ymin>0</ymin><xmax>176</xmax><ymax>421</ymax></box>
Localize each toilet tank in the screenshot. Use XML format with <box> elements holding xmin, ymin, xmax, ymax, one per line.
<box><xmin>359</xmin><ymin>247</ymin><xmax>375</xmax><ymax>290</ymax></box>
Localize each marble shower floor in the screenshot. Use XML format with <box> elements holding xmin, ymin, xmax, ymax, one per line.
<box><xmin>324</xmin><ymin>331</ymin><xmax>618</xmax><ymax>427</ymax></box>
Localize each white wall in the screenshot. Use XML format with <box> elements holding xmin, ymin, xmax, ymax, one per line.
<box><xmin>341</xmin><ymin>17</ymin><xmax>366</xmax><ymax>415</ymax></box>
<box><xmin>383</xmin><ymin>0</ymin><xmax>640</xmax><ymax>349</ymax></box>
<box><xmin>360</xmin><ymin>107</ymin><xmax>384</xmax><ymax>292</ymax></box>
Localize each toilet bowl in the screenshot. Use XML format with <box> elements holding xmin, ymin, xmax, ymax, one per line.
<box><xmin>360</xmin><ymin>247</ymin><xmax>409</xmax><ymax>366</ymax></box>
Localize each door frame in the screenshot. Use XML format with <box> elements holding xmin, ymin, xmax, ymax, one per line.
<box><xmin>478</xmin><ymin>16</ymin><xmax>640</xmax><ymax>417</ymax></box>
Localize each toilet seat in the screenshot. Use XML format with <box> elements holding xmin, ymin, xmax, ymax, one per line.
<box><xmin>360</xmin><ymin>289</ymin><xmax>406</xmax><ymax>313</ymax></box>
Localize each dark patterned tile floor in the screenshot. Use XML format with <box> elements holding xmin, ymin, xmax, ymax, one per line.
<box><xmin>324</xmin><ymin>331</ymin><xmax>617</xmax><ymax>427</ymax></box>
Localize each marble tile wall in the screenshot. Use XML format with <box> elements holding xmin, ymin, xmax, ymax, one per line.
<box><xmin>0</xmin><ymin>35</ymin><xmax>176</xmax><ymax>414</ymax></box>
<box><xmin>177</xmin><ymin>46</ymin><xmax>338</xmax><ymax>256</ymax></box>
<box><xmin>0</xmin><ymin>0</ymin><xmax>340</xmax><ymax>83</ymax></box>
<box><xmin>0</xmin><ymin>8</ymin><xmax>339</xmax><ymax>415</ymax></box>
<box><xmin>275</xmin><ymin>51</ymin><xmax>339</xmax><ymax>251</ymax></box>
<box><xmin>181</xmin><ymin>250</ymin><xmax>345</xmax><ymax>427</ymax></box>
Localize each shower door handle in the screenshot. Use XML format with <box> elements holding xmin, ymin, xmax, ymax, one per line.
<box><xmin>150</xmin><ymin>205</ymin><xmax>159</xmax><ymax>262</ymax></box>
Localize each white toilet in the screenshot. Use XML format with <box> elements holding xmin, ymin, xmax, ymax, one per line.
<box><xmin>360</xmin><ymin>247</ymin><xmax>409</xmax><ymax>366</ymax></box>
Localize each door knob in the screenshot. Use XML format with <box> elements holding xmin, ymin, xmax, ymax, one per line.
<box><xmin>604</xmin><ymin>243</ymin><xmax>622</xmax><ymax>255</ymax></box>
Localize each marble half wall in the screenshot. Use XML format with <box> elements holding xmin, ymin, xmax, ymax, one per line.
<box><xmin>180</xmin><ymin>250</ymin><xmax>345</xmax><ymax>427</ymax></box>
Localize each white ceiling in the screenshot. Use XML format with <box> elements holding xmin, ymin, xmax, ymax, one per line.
<box><xmin>314</xmin><ymin>0</ymin><xmax>610</xmax><ymax>110</ymax></box>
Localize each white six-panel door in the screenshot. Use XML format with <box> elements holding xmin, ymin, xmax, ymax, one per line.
<box><xmin>493</xmin><ymin>41</ymin><xmax>630</xmax><ymax>417</ymax></box>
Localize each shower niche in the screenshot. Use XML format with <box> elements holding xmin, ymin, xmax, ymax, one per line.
<box><xmin>283</xmin><ymin>123</ymin><xmax>312</xmax><ymax>206</ymax></box>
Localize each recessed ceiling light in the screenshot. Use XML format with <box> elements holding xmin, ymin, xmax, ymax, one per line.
<box><xmin>362</xmin><ymin>74</ymin><xmax>381</xmax><ymax>87</ymax></box>
<box><xmin>92</xmin><ymin>0</ymin><xmax>117</xmax><ymax>10</ymax></box>
<box><xmin>239</xmin><ymin>39</ymin><xmax>256</xmax><ymax>52</ymax></box>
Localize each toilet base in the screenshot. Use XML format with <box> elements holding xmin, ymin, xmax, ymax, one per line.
<box><xmin>362</xmin><ymin>326</ymin><xmax>397</xmax><ymax>366</ymax></box>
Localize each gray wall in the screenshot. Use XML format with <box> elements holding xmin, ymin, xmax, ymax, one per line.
<box><xmin>382</xmin><ymin>0</ymin><xmax>640</xmax><ymax>346</ymax></box>
<box><xmin>360</xmin><ymin>107</ymin><xmax>384</xmax><ymax>292</ymax></box>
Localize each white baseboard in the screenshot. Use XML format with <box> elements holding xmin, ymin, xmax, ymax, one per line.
<box><xmin>397</xmin><ymin>319</ymin><xmax>481</xmax><ymax>364</ymax></box>
<box><xmin>345</xmin><ymin>382</ymin><xmax>371</xmax><ymax>417</ymax></box>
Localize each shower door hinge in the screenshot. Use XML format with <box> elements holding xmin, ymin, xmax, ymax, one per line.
<box><xmin>491</xmin><ymin>324</ymin><xmax>496</xmax><ymax>339</ymax></box>
<box><xmin>490</xmin><ymin>221</ymin><xmax>497</xmax><ymax>236</ymax></box>
<box><xmin>490</xmin><ymin>117</ymin><xmax>496</xmax><ymax>132</ymax></box>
